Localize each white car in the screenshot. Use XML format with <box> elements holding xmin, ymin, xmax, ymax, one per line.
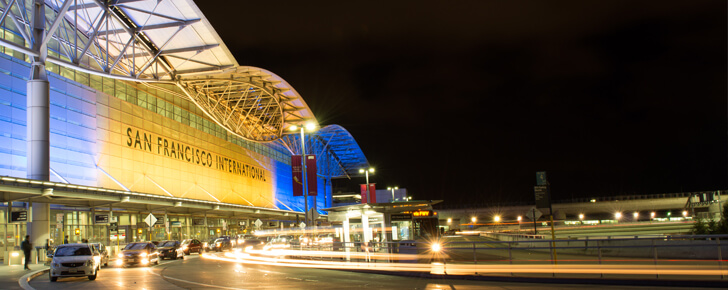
<box><xmin>49</xmin><ymin>243</ymin><xmax>101</xmax><ymax>282</ymax></box>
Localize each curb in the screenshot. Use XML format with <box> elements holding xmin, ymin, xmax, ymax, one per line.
<box><xmin>344</xmin><ymin>268</ymin><xmax>728</xmax><ymax>288</ymax></box>
<box><xmin>18</xmin><ymin>268</ymin><xmax>49</xmax><ymax>290</ymax></box>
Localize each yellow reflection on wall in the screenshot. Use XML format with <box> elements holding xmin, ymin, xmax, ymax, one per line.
<box><xmin>95</xmin><ymin>95</ymin><xmax>275</xmax><ymax>208</ymax></box>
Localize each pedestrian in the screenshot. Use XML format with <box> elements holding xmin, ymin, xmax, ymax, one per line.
<box><xmin>64</xmin><ymin>235</ymin><xmax>69</xmax><ymax>244</ymax></box>
<box><xmin>21</xmin><ymin>235</ymin><xmax>32</xmax><ymax>270</ymax></box>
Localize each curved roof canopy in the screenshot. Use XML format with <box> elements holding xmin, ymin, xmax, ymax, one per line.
<box><xmin>0</xmin><ymin>0</ymin><xmax>314</xmax><ymax>141</ymax></box>
<box><xmin>279</xmin><ymin>125</ymin><xmax>369</xmax><ymax>179</ymax></box>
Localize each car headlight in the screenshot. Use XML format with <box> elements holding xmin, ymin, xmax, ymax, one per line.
<box><xmin>85</xmin><ymin>259</ymin><xmax>94</xmax><ymax>266</ymax></box>
<box><xmin>216</xmin><ymin>242</ymin><xmax>221</xmax><ymax>247</ymax></box>
<box><xmin>181</xmin><ymin>246</ymin><xmax>188</xmax><ymax>251</ymax></box>
<box><xmin>117</xmin><ymin>253</ymin><xmax>124</xmax><ymax>258</ymax></box>
<box><xmin>140</xmin><ymin>252</ymin><xmax>148</xmax><ymax>257</ymax></box>
<box><xmin>52</xmin><ymin>262</ymin><xmax>60</xmax><ymax>268</ymax></box>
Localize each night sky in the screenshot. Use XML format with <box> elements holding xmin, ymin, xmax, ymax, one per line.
<box><xmin>195</xmin><ymin>1</ymin><xmax>727</xmax><ymax>206</ymax></box>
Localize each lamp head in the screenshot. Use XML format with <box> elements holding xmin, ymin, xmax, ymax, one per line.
<box><xmin>289</xmin><ymin>125</ymin><xmax>298</xmax><ymax>131</ymax></box>
<box><xmin>305</xmin><ymin>122</ymin><xmax>316</xmax><ymax>131</ymax></box>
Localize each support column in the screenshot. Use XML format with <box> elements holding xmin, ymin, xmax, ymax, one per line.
<box><xmin>343</xmin><ymin>218</ymin><xmax>350</xmax><ymax>261</ymax></box>
<box><xmin>26</xmin><ymin>80</ymin><xmax>50</xmax><ymax>181</ymax></box>
<box><xmin>27</xmin><ymin>0</ymin><xmax>49</xmax><ymax>181</ymax></box>
<box><xmin>29</xmin><ymin>203</ymin><xmax>50</xmax><ymax>263</ymax></box>
<box><xmin>361</xmin><ymin>214</ymin><xmax>371</xmax><ymax>243</ymax></box>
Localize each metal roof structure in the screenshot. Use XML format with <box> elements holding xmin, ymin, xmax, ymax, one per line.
<box><xmin>0</xmin><ymin>0</ymin><xmax>314</xmax><ymax>142</ymax></box>
<box><xmin>278</xmin><ymin>125</ymin><xmax>369</xmax><ymax>180</ymax></box>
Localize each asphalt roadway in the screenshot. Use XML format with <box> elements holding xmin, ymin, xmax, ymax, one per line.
<box><xmin>26</xmin><ymin>252</ymin><xmax>723</xmax><ymax>290</ymax></box>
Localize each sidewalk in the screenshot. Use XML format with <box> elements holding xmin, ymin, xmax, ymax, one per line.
<box><xmin>0</xmin><ymin>263</ymin><xmax>49</xmax><ymax>290</ymax></box>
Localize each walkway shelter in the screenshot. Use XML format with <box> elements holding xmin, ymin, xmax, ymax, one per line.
<box><xmin>325</xmin><ymin>200</ymin><xmax>441</xmax><ymax>258</ymax></box>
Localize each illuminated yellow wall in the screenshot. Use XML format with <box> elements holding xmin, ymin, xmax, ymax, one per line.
<box><xmin>94</xmin><ymin>92</ymin><xmax>276</xmax><ymax>208</ymax></box>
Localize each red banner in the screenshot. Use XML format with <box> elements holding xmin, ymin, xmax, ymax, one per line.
<box><xmin>360</xmin><ymin>183</ymin><xmax>377</xmax><ymax>203</ymax></box>
<box><xmin>360</xmin><ymin>184</ymin><xmax>368</xmax><ymax>204</ymax></box>
<box><xmin>292</xmin><ymin>155</ymin><xmax>303</xmax><ymax>196</ymax></box>
<box><xmin>306</xmin><ymin>155</ymin><xmax>317</xmax><ymax>196</ymax></box>
<box><xmin>369</xmin><ymin>183</ymin><xmax>376</xmax><ymax>203</ymax></box>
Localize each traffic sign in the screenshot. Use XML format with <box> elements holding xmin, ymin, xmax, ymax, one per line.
<box><xmin>299</xmin><ymin>222</ymin><xmax>306</xmax><ymax>229</ymax></box>
<box><xmin>526</xmin><ymin>207</ymin><xmax>543</xmax><ymax>221</ymax></box>
<box><xmin>144</xmin><ymin>213</ymin><xmax>157</xmax><ymax>227</ymax></box>
<box><xmin>254</xmin><ymin>219</ymin><xmax>263</xmax><ymax>228</ymax></box>
<box><xmin>109</xmin><ymin>222</ymin><xmax>118</xmax><ymax>232</ymax></box>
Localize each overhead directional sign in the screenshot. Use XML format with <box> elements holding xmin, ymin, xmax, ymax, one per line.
<box><xmin>144</xmin><ymin>213</ymin><xmax>157</xmax><ymax>227</ymax></box>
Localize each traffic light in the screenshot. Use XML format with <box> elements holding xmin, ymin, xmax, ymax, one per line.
<box><xmin>74</xmin><ymin>228</ymin><xmax>80</xmax><ymax>235</ymax></box>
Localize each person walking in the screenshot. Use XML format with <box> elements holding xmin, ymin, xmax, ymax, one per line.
<box><xmin>64</xmin><ymin>235</ymin><xmax>69</xmax><ymax>244</ymax></box>
<box><xmin>21</xmin><ymin>235</ymin><xmax>32</xmax><ymax>270</ymax></box>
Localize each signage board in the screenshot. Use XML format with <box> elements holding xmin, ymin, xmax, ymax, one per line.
<box><xmin>95</xmin><ymin>215</ymin><xmax>109</xmax><ymax>224</ymax></box>
<box><xmin>56</xmin><ymin>213</ymin><xmax>64</xmax><ymax>223</ymax></box>
<box><xmin>170</xmin><ymin>221</ymin><xmax>182</xmax><ymax>228</ymax></box>
<box><xmin>109</xmin><ymin>222</ymin><xmax>118</xmax><ymax>232</ymax></box>
<box><xmin>144</xmin><ymin>213</ymin><xmax>157</xmax><ymax>227</ymax></box>
<box><xmin>534</xmin><ymin>185</ymin><xmax>551</xmax><ymax>211</ymax></box>
<box><xmin>391</xmin><ymin>214</ymin><xmax>412</xmax><ymax>221</ymax></box>
<box><xmin>11</xmin><ymin>211</ymin><xmax>27</xmax><ymax>222</ymax></box>
<box><xmin>412</xmin><ymin>210</ymin><xmax>436</xmax><ymax>217</ymax></box>
<box><xmin>193</xmin><ymin>219</ymin><xmax>205</xmax><ymax>226</ymax></box>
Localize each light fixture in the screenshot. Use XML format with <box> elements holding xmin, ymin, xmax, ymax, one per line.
<box><xmin>174</xmin><ymin>202</ymin><xmax>182</xmax><ymax>207</ymax></box>
<box><xmin>305</xmin><ymin>122</ymin><xmax>316</xmax><ymax>131</ymax></box>
<box><xmin>121</xmin><ymin>196</ymin><xmax>130</xmax><ymax>203</ymax></box>
<box><xmin>447</xmin><ymin>218</ymin><xmax>452</xmax><ymax>224</ymax></box>
<box><xmin>682</xmin><ymin>210</ymin><xmax>688</xmax><ymax>217</ymax></box>
<box><xmin>517</xmin><ymin>216</ymin><xmax>522</xmax><ymax>221</ymax></box>
<box><xmin>579</xmin><ymin>213</ymin><xmax>584</xmax><ymax>220</ymax></box>
<box><xmin>41</xmin><ymin>188</ymin><xmax>54</xmax><ymax>197</ymax></box>
<box><xmin>615</xmin><ymin>212</ymin><xmax>622</xmax><ymax>219</ymax></box>
<box><xmin>494</xmin><ymin>216</ymin><xmax>500</xmax><ymax>222</ymax></box>
<box><xmin>650</xmin><ymin>212</ymin><xmax>656</xmax><ymax>218</ymax></box>
<box><xmin>633</xmin><ymin>212</ymin><xmax>639</xmax><ymax>218</ymax></box>
<box><xmin>471</xmin><ymin>217</ymin><xmax>477</xmax><ymax>223</ymax></box>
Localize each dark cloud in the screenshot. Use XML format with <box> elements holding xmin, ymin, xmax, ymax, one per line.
<box><xmin>196</xmin><ymin>0</ymin><xmax>727</xmax><ymax>206</ymax></box>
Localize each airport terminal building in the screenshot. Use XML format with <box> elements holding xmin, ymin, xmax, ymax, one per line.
<box><xmin>0</xmin><ymin>0</ymin><xmax>368</xmax><ymax>260</ymax></box>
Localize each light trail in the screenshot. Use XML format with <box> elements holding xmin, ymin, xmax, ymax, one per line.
<box><xmin>201</xmin><ymin>251</ymin><xmax>728</xmax><ymax>278</ymax></box>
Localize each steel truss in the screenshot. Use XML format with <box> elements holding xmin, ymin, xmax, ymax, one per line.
<box><xmin>0</xmin><ymin>0</ymin><xmax>314</xmax><ymax>142</ymax></box>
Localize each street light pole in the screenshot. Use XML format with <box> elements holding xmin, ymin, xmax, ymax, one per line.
<box><xmin>292</xmin><ymin>122</ymin><xmax>317</xmax><ymax>227</ymax></box>
<box><xmin>359</xmin><ymin>168</ymin><xmax>374</xmax><ymax>203</ymax></box>
<box><xmin>387</xmin><ymin>186</ymin><xmax>398</xmax><ymax>202</ymax></box>
<box><xmin>299</xmin><ymin>126</ymin><xmax>308</xmax><ymax>226</ymax></box>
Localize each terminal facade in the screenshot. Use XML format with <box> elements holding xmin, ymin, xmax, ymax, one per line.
<box><xmin>0</xmin><ymin>0</ymin><xmax>368</xmax><ymax>261</ymax></box>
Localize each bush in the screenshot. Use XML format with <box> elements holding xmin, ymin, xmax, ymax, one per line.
<box><xmin>692</xmin><ymin>203</ymin><xmax>728</xmax><ymax>235</ymax></box>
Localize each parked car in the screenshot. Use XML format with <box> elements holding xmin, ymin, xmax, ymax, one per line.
<box><xmin>239</xmin><ymin>238</ymin><xmax>267</xmax><ymax>252</ymax></box>
<box><xmin>116</xmin><ymin>242</ymin><xmax>160</xmax><ymax>267</ymax></box>
<box><xmin>211</xmin><ymin>237</ymin><xmax>234</xmax><ymax>252</ymax></box>
<box><xmin>89</xmin><ymin>243</ymin><xmax>109</xmax><ymax>267</ymax></box>
<box><xmin>181</xmin><ymin>239</ymin><xmax>203</xmax><ymax>255</ymax></box>
<box><xmin>157</xmin><ymin>240</ymin><xmax>185</xmax><ymax>260</ymax></box>
<box><xmin>203</xmin><ymin>238</ymin><xmax>217</xmax><ymax>252</ymax></box>
<box><xmin>49</xmin><ymin>243</ymin><xmax>101</xmax><ymax>282</ymax></box>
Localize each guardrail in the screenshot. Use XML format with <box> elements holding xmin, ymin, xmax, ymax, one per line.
<box><xmin>281</xmin><ymin>235</ymin><xmax>727</xmax><ymax>279</ymax></box>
